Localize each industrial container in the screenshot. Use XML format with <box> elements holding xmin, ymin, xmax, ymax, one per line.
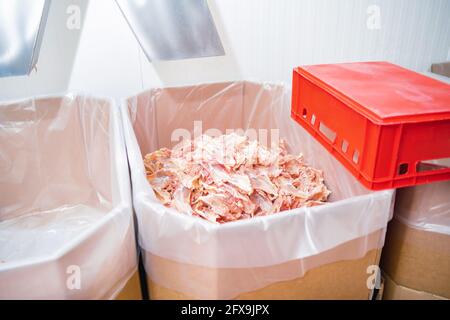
<box><xmin>0</xmin><ymin>94</ymin><xmax>138</xmax><ymax>299</ymax></box>
<box><xmin>122</xmin><ymin>81</ymin><xmax>395</xmax><ymax>299</ymax></box>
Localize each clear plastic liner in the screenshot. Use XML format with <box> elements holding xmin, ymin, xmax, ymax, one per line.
<box><xmin>122</xmin><ymin>81</ymin><xmax>395</xmax><ymax>298</ymax></box>
<box><xmin>394</xmin><ymin>180</ymin><xmax>450</xmax><ymax>235</ymax></box>
<box><xmin>0</xmin><ymin>94</ymin><xmax>137</xmax><ymax>299</ymax></box>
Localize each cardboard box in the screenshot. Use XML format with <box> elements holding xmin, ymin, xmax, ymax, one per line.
<box><xmin>0</xmin><ymin>95</ymin><xmax>137</xmax><ymax>299</ymax></box>
<box><xmin>381</xmin><ymin>218</ymin><xmax>450</xmax><ymax>298</ymax></box>
<box><xmin>431</xmin><ymin>61</ymin><xmax>450</xmax><ymax>78</ymax></box>
<box><xmin>122</xmin><ymin>81</ymin><xmax>394</xmax><ymax>300</ymax></box>
<box><xmin>116</xmin><ymin>271</ymin><xmax>142</xmax><ymax>300</ymax></box>
<box><xmin>147</xmin><ymin>230</ymin><xmax>384</xmax><ymax>300</ymax></box>
<box><xmin>382</xmin><ymin>272</ymin><xmax>447</xmax><ymax>300</ymax></box>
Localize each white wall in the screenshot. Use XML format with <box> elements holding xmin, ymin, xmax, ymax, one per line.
<box><xmin>1</xmin><ymin>0</ymin><xmax>448</xmax><ymax>101</ymax></box>
<box><xmin>70</xmin><ymin>0</ymin><xmax>450</xmax><ymax>100</ymax></box>
<box><xmin>2</xmin><ymin>0</ymin><xmax>446</xmax><ymax>101</ymax></box>
<box><xmin>69</xmin><ymin>0</ymin><xmax>151</xmax><ymax>100</ymax></box>
<box><xmin>0</xmin><ymin>0</ymin><xmax>87</xmax><ymax>101</ymax></box>
<box><xmin>219</xmin><ymin>0</ymin><xmax>450</xmax><ymax>83</ymax></box>
<box><xmin>69</xmin><ymin>0</ymin><xmax>242</xmax><ymax>99</ymax></box>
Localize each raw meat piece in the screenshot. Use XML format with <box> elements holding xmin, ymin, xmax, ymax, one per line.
<box><xmin>144</xmin><ymin>133</ymin><xmax>331</xmax><ymax>224</ymax></box>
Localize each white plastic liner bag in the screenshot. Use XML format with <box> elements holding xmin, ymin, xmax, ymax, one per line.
<box><xmin>0</xmin><ymin>94</ymin><xmax>137</xmax><ymax>299</ymax></box>
<box><xmin>122</xmin><ymin>81</ymin><xmax>395</xmax><ymax>299</ymax></box>
<box><xmin>394</xmin><ymin>180</ymin><xmax>450</xmax><ymax>235</ymax></box>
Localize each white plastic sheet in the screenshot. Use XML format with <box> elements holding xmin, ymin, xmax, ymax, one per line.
<box><xmin>394</xmin><ymin>180</ymin><xmax>450</xmax><ymax>235</ymax></box>
<box><xmin>122</xmin><ymin>81</ymin><xmax>395</xmax><ymax>298</ymax></box>
<box><xmin>0</xmin><ymin>94</ymin><xmax>137</xmax><ymax>299</ymax></box>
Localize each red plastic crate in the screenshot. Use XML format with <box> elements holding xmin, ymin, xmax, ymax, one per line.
<box><xmin>291</xmin><ymin>61</ymin><xmax>450</xmax><ymax>190</ymax></box>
